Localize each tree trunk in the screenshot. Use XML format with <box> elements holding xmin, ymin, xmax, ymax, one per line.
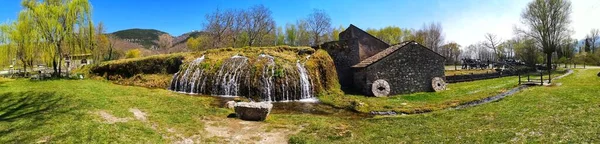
<box><xmin>546</xmin><ymin>53</ymin><xmax>552</xmax><ymax>73</ymax></box>
<box><xmin>57</xmin><ymin>43</ymin><xmax>62</xmax><ymax>78</ymax></box>
<box><xmin>108</xmin><ymin>46</ymin><xmax>113</xmax><ymax>60</ymax></box>
<box><xmin>52</xmin><ymin>57</ymin><xmax>58</xmax><ymax>77</ymax></box>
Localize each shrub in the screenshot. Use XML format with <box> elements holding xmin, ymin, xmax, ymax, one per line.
<box><xmin>125</xmin><ymin>49</ymin><xmax>142</xmax><ymax>58</ymax></box>
<box><xmin>88</xmin><ymin>53</ymin><xmax>186</xmax><ymax>79</ymax></box>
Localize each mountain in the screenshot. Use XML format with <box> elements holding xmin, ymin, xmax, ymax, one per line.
<box><xmin>111</xmin><ymin>29</ymin><xmax>169</xmax><ymax>49</ymax></box>
<box><xmin>172</xmin><ymin>31</ymin><xmax>205</xmax><ymax>45</ymax></box>
<box><xmin>168</xmin><ymin>31</ymin><xmax>206</xmax><ymax>53</ymax></box>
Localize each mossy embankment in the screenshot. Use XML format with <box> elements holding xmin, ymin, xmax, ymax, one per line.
<box><xmin>77</xmin><ymin>46</ymin><xmax>341</xmax><ymax>98</ymax></box>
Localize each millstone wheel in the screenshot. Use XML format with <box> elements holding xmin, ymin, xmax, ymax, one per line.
<box><xmin>371</xmin><ymin>79</ymin><xmax>391</xmax><ymax>97</ymax></box>
<box><xmin>431</xmin><ymin>77</ymin><xmax>447</xmax><ymax>92</ymax></box>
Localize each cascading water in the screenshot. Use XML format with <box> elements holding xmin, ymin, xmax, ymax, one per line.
<box><xmin>169</xmin><ymin>54</ymin><xmax>317</xmax><ymax>102</ymax></box>
<box><xmin>259</xmin><ymin>54</ymin><xmax>276</xmax><ymax>101</ymax></box>
<box><xmin>296</xmin><ymin>61</ymin><xmax>313</xmax><ymax>100</ymax></box>
<box><xmin>169</xmin><ymin>56</ymin><xmax>205</xmax><ymax>93</ymax></box>
<box><xmin>212</xmin><ymin>55</ymin><xmax>248</xmax><ymax>97</ymax></box>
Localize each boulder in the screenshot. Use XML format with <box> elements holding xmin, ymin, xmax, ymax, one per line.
<box><xmin>234</xmin><ymin>102</ymin><xmax>273</xmax><ymax>121</ymax></box>
<box><xmin>597</xmin><ymin>72</ymin><xmax>600</xmax><ymax>77</ymax></box>
<box><xmin>225</xmin><ymin>101</ymin><xmax>236</xmax><ymax>109</ymax></box>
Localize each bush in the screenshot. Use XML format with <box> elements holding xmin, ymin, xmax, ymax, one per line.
<box><xmin>88</xmin><ymin>53</ymin><xmax>185</xmax><ymax>79</ymax></box>
<box><xmin>125</xmin><ymin>49</ymin><xmax>142</xmax><ymax>58</ymax></box>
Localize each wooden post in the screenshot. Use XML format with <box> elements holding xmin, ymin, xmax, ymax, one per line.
<box><xmin>518</xmin><ymin>73</ymin><xmax>521</xmax><ymax>85</ymax></box>
<box><xmin>528</xmin><ymin>75</ymin><xmax>530</xmax><ymax>82</ymax></box>
<box><xmin>540</xmin><ymin>72</ymin><xmax>543</xmax><ymax>85</ymax></box>
<box><xmin>548</xmin><ymin>70</ymin><xmax>552</xmax><ymax>84</ymax></box>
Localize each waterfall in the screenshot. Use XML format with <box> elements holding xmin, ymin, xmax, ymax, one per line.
<box><xmin>212</xmin><ymin>55</ymin><xmax>248</xmax><ymax>97</ymax></box>
<box><xmin>170</xmin><ymin>56</ymin><xmax>205</xmax><ymax>93</ymax></box>
<box><xmin>168</xmin><ymin>54</ymin><xmax>318</xmax><ymax>102</ymax></box>
<box><xmin>296</xmin><ymin>62</ymin><xmax>313</xmax><ymax>99</ymax></box>
<box><xmin>259</xmin><ymin>54</ymin><xmax>276</xmax><ymax>101</ymax></box>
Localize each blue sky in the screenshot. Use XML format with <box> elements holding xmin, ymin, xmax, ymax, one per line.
<box><xmin>1</xmin><ymin>0</ymin><xmax>599</xmax><ymax>47</ymax></box>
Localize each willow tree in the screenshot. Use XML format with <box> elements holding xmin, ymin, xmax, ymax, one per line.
<box><xmin>0</xmin><ymin>23</ymin><xmax>13</xmax><ymax>68</ymax></box>
<box><xmin>519</xmin><ymin>0</ymin><xmax>572</xmax><ymax>71</ymax></box>
<box><xmin>8</xmin><ymin>10</ymin><xmax>41</xmax><ymax>72</ymax></box>
<box><xmin>22</xmin><ymin>0</ymin><xmax>93</xmax><ymax>76</ymax></box>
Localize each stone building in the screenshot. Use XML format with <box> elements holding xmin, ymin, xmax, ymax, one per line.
<box><xmin>322</xmin><ymin>24</ymin><xmax>445</xmax><ymax>96</ymax></box>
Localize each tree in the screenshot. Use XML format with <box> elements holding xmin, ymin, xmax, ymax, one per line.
<box><xmin>483</xmin><ymin>33</ymin><xmax>503</xmax><ymax>60</ymax></box>
<box><xmin>306</xmin><ymin>9</ymin><xmax>331</xmax><ymax>46</ymax></box>
<box><xmin>275</xmin><ymin>26</ymin><xmax>285</xmax><ymax>45</ymax></box>
<box><xmin>442</xmin><ymin>42</ymin><xmax>461</xmax><ymax>65</ymax></box>
<box><xmin>331</xmin><ymin>25</ymin><xmax>344</xmax><ymax>41</ymax></box>
<box><xmin>514</xmin><ymin>38</ymin><xmax>541</xmax><ymax>67</ymax></box>
<box><xmin>204</xmin><ymin>8</ymin><xmax>234</xmax><ymax>48</ymax></box>
<box><xmin>94</xmin><ymin>22</ymin><xmax>111</xmax><ymax>61</ymax></box>
<box><xmin>4</xmin><ymin>10</ymin><xmax>39</xmax><ymax>72</ymax></box>
<box><xmin>186</xmin><ymin>37</ymin><xmax>200</xmax><ymax>51</ymax></box>
<box><xmin>244</xmin><ymin>5</ymin><xmax>275</xmax><ymax>46</ymax></box>
<box><xmin>410</xmin><ymin>29</ymin><xmax>427</xmax><ymax>45</ymax></box>
<box><xmin>585</xmin><ymin>29</ymin><xmax>599</xmax><ymax>53</ymax></box>
<box><xmin>22</xmin><ymin>0</ymin><xmax>94</xmax><ymax>76</ymax></box>
<box><xmin>296</xmin><ymin>20</ymin><xmax>311</xmax><ymax>46</ymax></box>
<box><xmin>285</xmin><ymin>23</ymin><xmax>297</xmax><ymax>46</ymax></box>
<box><xmin>125</xmin><ymin>49</ymin><xmax>141</xmax><ymax>58</ymax></box>
<box><xmin>423</xmin><ymin>22</ymin><xmax>444</xmax><ymax>53</ymax></box>
<box><xmin>519</xmin><ymin>0</ymin><xmax>572</xmax><ymax>71</ymax></box>
<box><xmin>158</xmin><ymin>34</ymin><xmax>173</xmax><ymax>50</ymax></box>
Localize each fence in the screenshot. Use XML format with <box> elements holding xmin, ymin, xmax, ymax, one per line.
<box><xmin>446</xmin><ymin>69</ymin><xmax>533</xmax><ymax>83</ymax></box>
<box><xmin>518</xmin><ymin>71</ymin><xmax>552</xmax><ymax>85</ymax></box>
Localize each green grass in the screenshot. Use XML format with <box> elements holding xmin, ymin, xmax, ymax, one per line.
<box><xmin>0</xmin><ymin>79</ymin><xmax>229</xmax><ymax>143</ymax></box>
<box><xmin>285</xmin><ymin>68</ymin><xmax>600</xmax><ymax>143</ymax></box>
<box><xmin>1</xmin><ymin>69</ymin><xmax>599</xmax><ymax>143</ymax></box>
<box><xmin>320</xmin><ymin>76</ymin><xmax>519</xmax><ymax>114</ymax></box>
<box><xmin>320</xmin><ymin>69</ymin><xmax>569</xmax><ymax>114</ymax></box>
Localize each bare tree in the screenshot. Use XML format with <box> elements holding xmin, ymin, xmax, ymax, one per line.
<box><xmin>158</xmin><ymin>34</ymin><xmax>173</xmax><ymax>50</ymax></box>
<box><xmin>244</xmin><ymin>5</ymin><xmax>275</xmax><ymax>47</ymax></box>
<box><xmin>586</xmin><ymin>29</ymin><xmax>599</xmax><ymax>53</ymax></box>
<box><xmin>483</xmin><ymin>33</ymin><xmax>503</xmax><ymax>60</ymax></box>
<box><xmin>204</xmin><ymin>8</ymin><xmax>235</xmax><ymax>48</ymax></box>
<box><xmin>306</xmin><ymin>9</ymin><xmax>331</xmax><ymax>46</ymax></box>
<box><xmin>230</xmin><ymin>9</ymin><xmax>246</xmax><ymax>47</ymax></box>
<box><xmin>519</xmin><ymin>0</ymin><xmax>572</xmax><ymax>71</ymax></box>
<box><xmin>423</xmin><ymin>22</ymin><xmax>444</xmax><ymax>53</ymax></box>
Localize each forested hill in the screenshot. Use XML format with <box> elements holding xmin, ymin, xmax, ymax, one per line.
<box><xmin>172</xmin><ymin>31</ymin><xmax>205</xmax><ymax>45</ymax></box>
<box><xmin>111</xmin><ymin>29</ymin><xmax>168</xmax><ymax>49</ymax></box>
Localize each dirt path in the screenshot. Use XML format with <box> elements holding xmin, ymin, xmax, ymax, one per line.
<box><xmin>202</xmin><ymin>117</ymin><xmax>302</xmax><ymax>144</ymax></box>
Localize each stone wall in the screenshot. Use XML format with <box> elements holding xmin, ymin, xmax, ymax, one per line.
<box><xmin>324</xmin><ymin>25</ymin><xmax>389</xmax><ymax>92</ymax></box>
<box><xmin>353</xmin><ymin>43</ymin><xmax>445</xmax><ymax>96</ymax></box>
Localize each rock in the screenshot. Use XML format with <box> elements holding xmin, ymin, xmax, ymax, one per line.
<box><xmin>225</xmin><ymin>101</ymin><xmax>236</xmax><ymax>109</ymax></box>
<box><xmin>234</xmin><ymin>102</ymin><xmax>273</xmax><ymax>121</ymax></box>
<box><xmin>597</xmin><ymin>72</ymin><xmax>600</xmax><ymax>77</ymax></box>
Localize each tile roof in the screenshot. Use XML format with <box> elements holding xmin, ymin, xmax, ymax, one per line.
<box><xmin>351</xmin><ymin>41</ymin><xmax>414</xmax><ymax>68</ymax></box>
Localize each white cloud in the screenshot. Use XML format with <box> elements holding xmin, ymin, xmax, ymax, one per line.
<box><xmin>571</xmin><ymin>0</ymin><xmax>600</xmax><ymax>39</ymax></box>
<box><xmin>440</xmin><ymin>0</ymin><xmax>528</xmax><ymax>47</ymax></box>
<box><xmin>440</xmin><ymin>0</ymin><xmax>600</xmax><ymax>48</ymax></box>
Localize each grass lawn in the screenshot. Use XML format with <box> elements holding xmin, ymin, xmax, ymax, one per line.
<box><xmin>320</xmin><ymin>69</ymin><xmax>568</xmax><ymax>114</ymax></box>
<box><xmin>320</xmin><ymin>75</ymin><xmax>519</xmax><ymax>114</ymax></box>
<box><xmin>285</xmin><ymin>68</ymin><xmax>600</xmax><ymax>143</ymax></box>
<box><xmin>1</xmin><ymin>69</ymin><xmax>599</xmax><ymax>143</ymax></box>
<box><xmin>0</xmin><ymin>78</ymin><xmax>230</xmax><ymax>143</ymax></box>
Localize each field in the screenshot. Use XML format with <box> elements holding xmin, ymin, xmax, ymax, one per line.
<box><xmin>1</xmin><ymin>68</ymin><xmax>599</xmax><ymax>143</ymax></box>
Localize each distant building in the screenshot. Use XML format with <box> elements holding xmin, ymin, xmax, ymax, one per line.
<box><xmin>322</xmin><ymin>24</ymin><xmax>446</xmax><ymax>96</ymax></box>
<box><xmin>65</xmin><ymin>53</ymin><xmax>93</xmax><ymax>71</ymax></box>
